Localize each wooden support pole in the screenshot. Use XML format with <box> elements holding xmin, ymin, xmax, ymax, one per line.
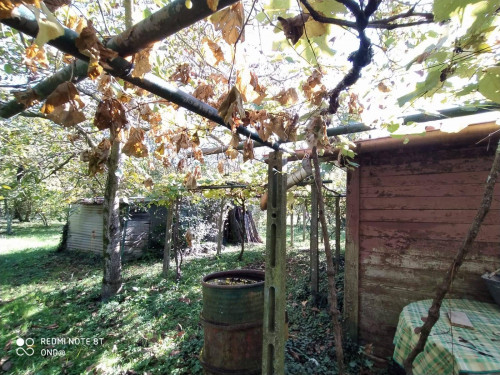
<box><xmin>262</xmin><ymin>151</ymin><xmax>287</xmax><ymax>375</ymax></box>
<box><xmin>310</xmin><ymin>185</ymin><xmax>319</xmax><ymax>302</ymax></box>
<box><xmin>162</xmin><ymin>206</ymin><xmax>173</xmax><ymax>278</ymax></box>
<box><xmin>335</xmin><ymin>196</ymin><xmax>341</xmax><ymax>273</ymax></box>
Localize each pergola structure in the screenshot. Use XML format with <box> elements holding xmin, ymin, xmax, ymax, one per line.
<box><xmin>0</xmin><ymin>1</ymin><xmax>371</xmax><ymax>372</ymax></box>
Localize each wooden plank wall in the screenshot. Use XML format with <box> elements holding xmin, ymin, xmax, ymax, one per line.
<box><xmin>353</xmin><ymin>143</ymin><xmax>500</xmax><ymax>358</ymax></box>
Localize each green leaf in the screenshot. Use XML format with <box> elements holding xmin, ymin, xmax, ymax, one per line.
<box><xmin>304</xmin><ymin>0</ymin><xmax>347</xmax><ymax>15</ymax></box>
<box><xmin>264</xmin><ymin>0</ymin><xmax>291</xmax><ymax>10</ymax></box>
<box><xmin>255</xmin><ymin>11</ymin><xmax>267</xmax><ymax>23</ymax></box>
<box><xmin>285</xmin><ymin>56</ymin><xmax>294</xmax><ymax>63</ymax></box>
<box><xmin>2</xmin><ymin>185</ymin><xmax>11</xmax><ymax>189</ymax></box>
<box><xmin>386</xmin><ymin>122</ymin><xmax>400</xmax><ymax>133</ymax></box>
<box><xmin>433</xmin><ymin>0</ymin><xmax>479</xmax><ymax>22</ymax></box>
<box><xmin>478</xmin><ymin>67</ymin><xmax>500</xmax><ymax>103</ymax></box>
<box><xmin>4</xmin><ymin>64</ymin><xmax>13</xmax><ymax>74</ymax></box>
<box><xmin>398</xmin><ymin>69</ymin><xmax>442</xmax><ymax>107</ymax></box>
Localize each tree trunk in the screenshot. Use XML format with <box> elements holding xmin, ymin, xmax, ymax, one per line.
<box><xmin>311</xmin><ymin>147</ymin><xmax>345</xmax><ymax>374</ymax></box>
<box><xmin>101</xmin><ymin>135</ymin><xmax>123</xmax><ymax>300</ymax></box>
<box><xmin>162</xmin><ymin>205</ymin><xmax>173</xmax><ymax>278</ymax></box>
<box><xmin>39</xmin><ymin>212</ymin><xmax>48</xmax><ymax>227</ymax></box>
<box><xmin>173</xmin><ymin>198</ymin><xmax>181</xmax><ymax>280</ymax></box>
<box><xmin>335</xmin><ymin>196</ymin><xmax>341</xmax><ymax>273</ymax></box>
<box><xmin>403</xmin><ymin>139</ymin><xmax>500</xmax><ymax>374</ymax></box>
<box><xmin>216</xmin><ymin>198</ymin><xmax>225</xmax><ymax>256</ymax></box>
<box><xmin>290</xmin><ymin>205</ymin><xmax>294</xmax><ymax>247</ymax></box>
<box><xmin>237</xmin><ymin>199</ymin><xmax>246</xmax><ymax>261</ymax></box>
<box><xmin>4</xmin><ymin>200</ymin><xmax>12</xmax><ymax>235</ymax></box>
<box><xmin>302</xmin><ymin>203</ymin><xmax>306</xmax><ymax>241</ymax></box>
<box><xmin>224</xmin><ymin>206</ymin><xmax>262</xmax><ymax>244</ymax></box>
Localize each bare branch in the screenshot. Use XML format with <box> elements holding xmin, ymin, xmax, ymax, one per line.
<box><xmin>299</xmin><ymin>0</ymin><xmax>434</xmax><ymax>30</ymax></box>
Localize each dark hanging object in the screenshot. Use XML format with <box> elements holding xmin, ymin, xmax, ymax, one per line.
<box><xmin>223</xmin><ymin>207</ymin><xmax>262</xmax><ymax>245</ymax></box>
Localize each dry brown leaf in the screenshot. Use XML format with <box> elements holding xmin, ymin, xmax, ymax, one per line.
<box><xmin>277</xmin><ymin>13</ymin><xmax>309</xmax><ymax>45</ymax></box>
<box><xmin>44</xmin><ymin>0</ymin><xmax>71</xmax><ymax>12</ymax></box>
<box><xmin>192</xmin><ymin>146</ymin><xmax>204</xmax><ymax>163</ymax></box>
<box><xmin>41</xmin><ymin>82</ymin><xmax>84</xmax><ymax>114</ymax></box>
<box><xmin>86</xmin><ymin>138</ymin><xmax>111</xmax><ymax>176</ymax></box>
<box><xmin>131</xmin><ymin>45</ymin><xmax>153</xmax><ymax>78</ymax></box>
<box><xmin>377</xmin><ymin>81</ymin><xmax>391</xmax><ymax>93</ymax></box>
<box><xmin>210</xmin><ymin>3</ymin><xmax>244</xmax><ymax>45</ymax></box>
<box><xmin>94</xmin><ymin>98</ymin><xmax>128</xmax><ymax>133</ymax></box>
<box><xmin>123</xmin><ymin>127</ymin><xmax>148</xmax><ymax>158</ymax></box>
<box><xmin>274</xmin><ymin>88</ymin><xmax>298</xmax><ymax>106</ymax></box>
<box><xmin>209</xmin><ymin>72</ymin><xmax>228</xmax><ymax>85</ymax></box>
<box><xmin>185</xmin><ymin>228</ymin><xmax>193</xmax><ymax>247</ymax></box>
<box><xmin>177</xmin><ymin>158</ymin><xmax>186</xmax><ymax>172</ymax></box>
<box><xmin>203</xmin><ymin>37</ymin><xmax>225</xmax><ymax>65</ymax></box>
<box><xmin>154</xmin><ymin>143</ymin><xmax>166</xmax><ymax>160</ymax></box>
<box><xmin>13</xmin><ymin>89</ymin><xmax>39</xmax><ymax>107</ymax></box>
<box><xmin>183</xmin><ymin>172</ymin><xmax>197</xmax><ymax>189</ymax></box>
<box><xmin>97</xmin><ymin>74</ymin><xmax>114</xmax><ymax>98</ymax></box>
<box><xmin>217</xmin><ymin>159</ymin><xmax>224</xmax><ymax>174</ymax></box>
<box><xmin>0</xmin><ymin>1</ymin><xmax>15</xmax><ymax>19</ymax></box>
<box><xmin>75</xmin><ymin>20</ymin><xmax>117</xmax><ymax>80</ymax></box>
<box><xmin>169</xmin><ymin>63</ymin><xmax>191</xmax><ymax>85</ymax></box>
<box><xmin>23</xmin><ymin>44</ymin><xmax>49</xmax><ymax>73</ymax></box>
<box><xmin>225</xmin><ymin>147</ymin><xmax>238</xmax><ymax>159</ymax></box>
<box><xmin>348</xmin><ymin>93</ymin><xmax>364</xmax><ymax>114</ymax></box>
<box><xmin>143</xmin><ymin>177</ymin><xmax>154</xmax><ymax>190</ymax></box>
<box><xmin>193</xmin><ymin>84</ymin><xmax>215</xmax><ymax>103</ymax></box>
<box><xmin>303</xmin><ymin>69</ymin><xmax>325</xmax><ymax>105</ymax></box>
<box><xmin>218</xmin><ymin>86</ymin><xmax>245</xmax><ymax>130</ymax></box>
<box><xmin>284</xmin><ymin>114</ymin><xmax>299</xmax><ymax>142</ymax></box>
<box><xmin>243</xmin><ymin>139</ymin><xmax>254</xmax><ymax>162</ymax></box>
<box><xmin>46</xmin><ymin>103</ymin><xmax>86</xmax><ymax>127</ymax></box>
<box><xmin>206</xmin><ymin>0</ymin><xmax>218</xmax><ymax>12</ymax></box>
<box><xmin>250</xmin><ymin>71</ymin><xmax>266</xmax><ymax>96</ymax></box>
<box><xmin>172</xmin><ymin>131</ymin><xmax>191</xmax><ymax>153</ymax></box>
<box><xmin>230</xmin><ymin>132</ymin><xmax>240</xmax><ymax>148</ymax></box>
<box><xmin>257</xmin><ymin>123</ymin><xmax>272</xmax><ymax>142</ymax></box>
<box><xmin>305</xmin><ymin>115</ymin><xmax>330</xmax><ymax>150</ymax></box>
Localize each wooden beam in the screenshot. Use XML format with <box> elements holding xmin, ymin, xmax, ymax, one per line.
<box><xmin>344</xmin><ymin>165</ymin><xmax>360</xmax><ymax>341</ymax></box>
<box><xmin>262</xmin><ymin>151</ymin><xmax>287</xmax><ymax>375</ymax></box>
<box><xmin>310</xmin><ymin>184</ymin><xmax>319</xmax><ymax>302</ymax></box>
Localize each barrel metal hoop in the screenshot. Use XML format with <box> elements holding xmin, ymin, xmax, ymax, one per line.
<box><xmin>200</xmin><ymin>315</ymin><xmax>262</xmax><ymax>331</ymax></box>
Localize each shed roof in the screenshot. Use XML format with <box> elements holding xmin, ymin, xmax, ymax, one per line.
<box><xmin>355</xmin><ymin>117</ymin><xmax>500</xmax><ymax>155</ymax></box>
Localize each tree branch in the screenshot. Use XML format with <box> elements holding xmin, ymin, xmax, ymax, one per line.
<box><xmin>40</xmin><ymin>152</ymin><xmax>77</xmax><ymax>181</ymax></box>
<box><xmin>299</xmin><ymin>0</ymin><xmax>434</xmax><ymax>30</ymax></box>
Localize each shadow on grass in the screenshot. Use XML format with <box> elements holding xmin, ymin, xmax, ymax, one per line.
<box><xmin>0</xmin><ymin>241</ymin><xmax>266</xmax><ymax>375</ymax></box>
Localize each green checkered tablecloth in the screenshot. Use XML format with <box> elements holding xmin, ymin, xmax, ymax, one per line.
<box><xmin>393</xmin><ymin>299</ymin><xmax>500</xmax><ymax>374</ymax></box>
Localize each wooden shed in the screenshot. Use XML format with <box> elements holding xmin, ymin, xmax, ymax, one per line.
<box><xmin>66</xmin><ymin>198</ymin><xmax>167</xmax><ymax>259</ymax></box>
<box><xmin>344</xmin><ymin>119</ymin><xmax>500</xmax><ymax>358</ymax></box>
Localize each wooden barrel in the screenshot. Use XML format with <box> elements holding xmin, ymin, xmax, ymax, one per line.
<box><xmin>200</xmin><ymin>269</ymin><xmax>265</xmax><ymax>375</ymax></box>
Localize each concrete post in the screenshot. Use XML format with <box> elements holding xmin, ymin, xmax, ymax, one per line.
<box><xmin>262</xmin><ymin>151</ymin><xmax>287</xmax><ymax>375</ymax></box>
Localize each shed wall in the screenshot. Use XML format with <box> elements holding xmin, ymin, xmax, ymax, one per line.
<box><xmin>67</xmin><ymin>204</ymin><xmax>103</xmax><ymax>255</ymax></box>
<box><xmin>346</xmin><ymin>141</ymin><xmax>500</xmax><ymax>358</ymax></box>
<box><xmin>66</xmin><ymin>204</ymin><xmax>152</xmax><ymax>258</ymax></box>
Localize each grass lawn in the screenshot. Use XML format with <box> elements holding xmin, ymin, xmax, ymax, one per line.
<box><xmin>0</xmin><ymin>222</ymin><xmax>370</xmax><ymax>375</ymax></box>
